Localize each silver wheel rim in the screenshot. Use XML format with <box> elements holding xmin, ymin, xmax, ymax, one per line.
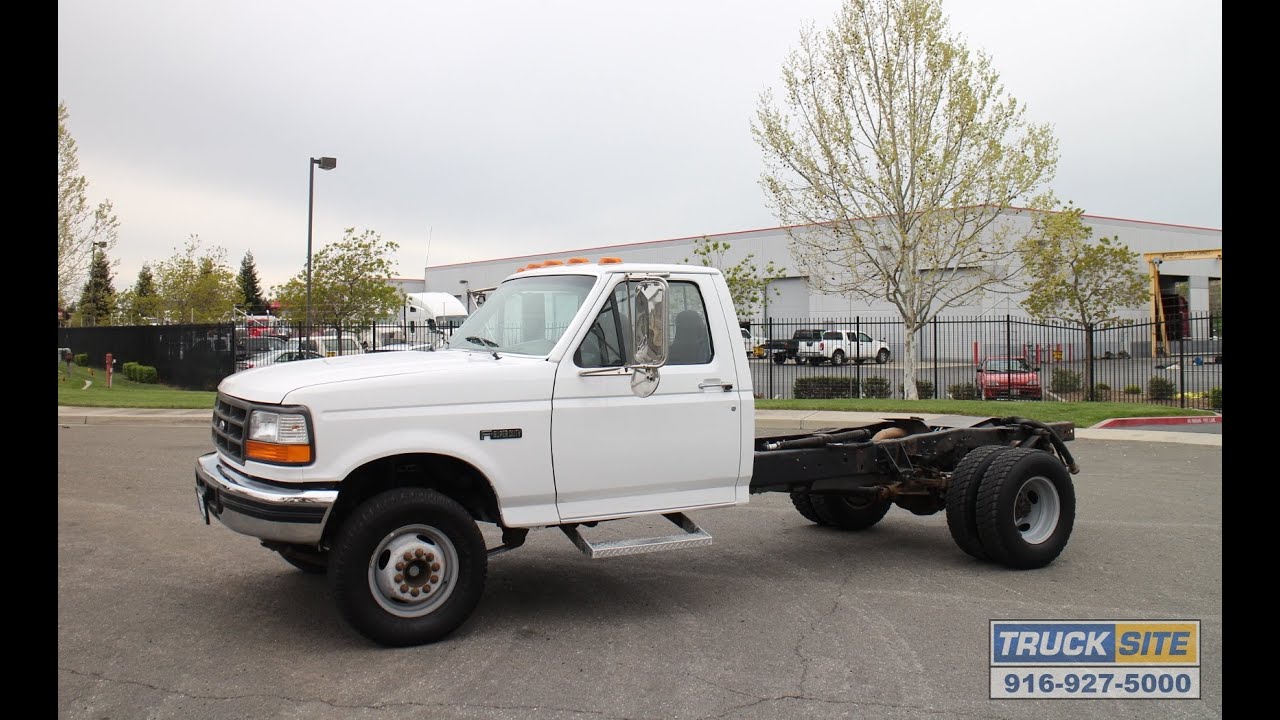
<box><xmin>1013</xmin><ymin>475</ymin><xmax>1060</xmax><ymax>544</ymax></box>
<box><xmin>367</xmin><ymin>524</ymin><xmax>459</xmax><ymax>618</ymax></box>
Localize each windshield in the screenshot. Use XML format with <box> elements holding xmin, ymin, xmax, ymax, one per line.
<box><xmin>446</xmin><ymin>274</ymin><xmax>598</xmax><ymax>355</ymax></box>
<box><xmin>985</xmin><ymin>359</ymin><xmax>1033</xmax><ymax>373</ymax></box>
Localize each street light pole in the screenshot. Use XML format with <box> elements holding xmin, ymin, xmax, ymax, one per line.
<box><xmin>306</xmin><ymin>156</ymin><xmax>337</xmax><ymax>338</ymax></box>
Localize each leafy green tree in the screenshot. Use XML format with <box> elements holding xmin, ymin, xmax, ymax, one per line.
<box><xmin>74</xmin><ymin>245</ymin><xmax>117</xmax><ymax>325</ymax></box>
<box><xmin>683</xmin><ymin>237</ymin><xmax>786</xmax><ymax>320</ymax></box>
<box><xmin>117</xmin><ymin>263</ymin><xmax>163</xmax><ymax>324</ymax></box>
<box><xmin>153</xmin><ymin>234</ymin><xmax>243</xmax><ymax>323</ymax></box>
<box><xmin>751</xmin><ymin>0</ymin><xmax>1058</xmax><ymax>399</ymax></box>
<box><xmin>271</xmin><ymin>228</ymin><xmax>403</xmax><ymax>332</ymax></box>
<box><xmin>1018</xmin><ymin>202</ymin><xmax>1149</xmax><ymax>396</ymax></box>
<box><xmin>58</xmin><ymin>101</ymin><xmax>120</xmax><ymax>309</ymax></box>
<box><xmin>237</xmin><ymin>251</ymin><xmax>268</xmax><ymax>315</ymax></box>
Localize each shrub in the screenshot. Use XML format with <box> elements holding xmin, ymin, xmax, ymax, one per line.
<box><xmin>794</xmin><ymin>376</ymin><xmax>859</xmax><ymax>399</ymax></box>
<box><xmin>1209</xmin><ymin>387</ymin><xmax>1222</xmax><ymax>410</ymax></box>
<box><xmin>899</xmin><ymin>379</ymin><xmax>936</xmax><ymax>399</ymax></box>
<box><xmin>862</xmin><ymin>376</ymin><xmax>891</xmax><ymax>398</ymax></box>
<box><xmin>1095</xmin><ymin>383</ymin><xmax>1111</xmax><ymax>391</ymax></box>
<box><xmin>948</xmin><ymin>382</ymin><xmax>978</xmax><ymax>400</ymax></box>
<box><xmin>137</xmin><ymin>365</ymin><xmax>159</xmax><ymax>384</ymax></box>
<box><xmin>1123</xmin><ymin>384</ymin><xmax>1142</xmax><ymax>395</ymax></box>
<box><xmin>1147</xmin><ymin>375</ymin><xmax>1176</xmax><ymax>401</ymax></box>
<box><xmin>1050</xmin><ymin>368</ymin><xmax>1082</xmax><ymax>393</ymax></box>
<box><xmin>123</xmin><ymin>362</ymin><xmax>140</xmax><ymax>381</ymax></box>
<box><xmin>74</xmin><ymin>353</ymin><xmax>89</xmax><ymax>367</ymax></box>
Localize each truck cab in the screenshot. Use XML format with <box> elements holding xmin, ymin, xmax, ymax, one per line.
<box><xmin>195</xmin><ymin>261</ymin><xmax>754</xmax><ymax>644</ymax></box>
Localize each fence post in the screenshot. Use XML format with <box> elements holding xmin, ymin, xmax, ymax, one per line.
<box><xmin>767</xmin><ymin>317</ymin><xmax>774</xmax><ymax>400</ymax></box>
<box><xmin>1086</xmin><ymin>325</ymin><xmax>1096</xmax><ymax>402</ymax></box>
<box><xmin>933</xmin><ymin>317</ymin><xmax>939</xmax><ymax>400</ymax></box>
<box><xmin>855</xmin><ymin>316</ymin><xmax>862</xmax><ymax>397</ymax></box>
<box><xmin>1179</xmin><ymin>333</ymin><xmax>1186</xmax><ymax>409</ymax></box>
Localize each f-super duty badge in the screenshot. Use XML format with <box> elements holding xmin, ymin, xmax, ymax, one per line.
<box><xmin>480</xmin><ymin>428</ymin><xmax>523</xmax><ymax>440</ymax></box>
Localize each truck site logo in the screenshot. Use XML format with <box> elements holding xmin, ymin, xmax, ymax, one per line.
<box><xmin>991</xmin><ymin>621</ymin><xmax>1199</xmax><ymax>665</ymax></box>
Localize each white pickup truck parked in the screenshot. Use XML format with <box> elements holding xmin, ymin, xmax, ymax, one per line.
<box><xmin>798</xmin><ymin>329</ymin><xmax>891</xmax><ymax>365</ymax></box>
<box><xmin>194</xmin><ymin>261</ymin><xmax>1079</xmax><ymax>646</ymax></box>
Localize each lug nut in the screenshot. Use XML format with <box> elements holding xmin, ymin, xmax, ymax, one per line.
<box><xmin>400</xmin><ymin>584</ymin><xmax>409</xmax><ymax>593</ymax></box>
<box><xmin>394</xmin><ymin>574</ymin><xmax>404</xmax><ymax>583</ymax></box>
<box><xmin>415</xmin><ymin>549</ymin><xmax>425</xmax><ymax>558</ymax></box>
<box><xmin>429</xmin><ymin>575</ymin><xmax>439</xmax><ymax>584</ymax></box>
<box><xmin>403</xmin><ymin>551</ymin><xmax>413</xmax><ymax>561</ymax></box>
<box><xmin>410</xmin><ymin>588</ymin><xmax>420</xmax><ymax>597</ymax></box>
<box><xmin>422</xmin><ymin>585</ymin><xmax>432</xmax><ymax>594</ymax></box>
<box><xmin>431</xmin><ymin>563</ymin><xmax>441</xmax><ymax>571</ymax></box>
<box><xmin>425</xmin><ymin>553</ymin><xmax>434</xmax><ymax>562</ymax></box>
<box><xmin>395</xmin><ymin>562</ymin><xmax>405</xmax><ymax>571</ymax></box>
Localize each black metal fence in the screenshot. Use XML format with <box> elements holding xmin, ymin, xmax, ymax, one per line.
<box><xmin>59</xmin><ymin>313</ymin><xmax>1222</xmax><ymax>410</ymax></box>
<box><xmin>746</xmin><ymin>313</ymin><xmax>1222</xmax><ymax>410</ymax></box>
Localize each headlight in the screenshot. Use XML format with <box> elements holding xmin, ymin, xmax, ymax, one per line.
<box><xmin>246</xmin><ymin>410</ymin><xmax>313</xmax><ymax>464</ymax></box>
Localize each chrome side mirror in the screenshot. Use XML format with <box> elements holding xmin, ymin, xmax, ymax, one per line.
<box><xmin>628</xmin><ymin>277</ymin><xmax>668</xmax><ymax>397</ymax></box>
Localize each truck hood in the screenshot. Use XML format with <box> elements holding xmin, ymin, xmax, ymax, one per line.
<box><xmin>218</xmin><ymin>349</ymin><xmax>541</xmax><ymax>405</ymax></box>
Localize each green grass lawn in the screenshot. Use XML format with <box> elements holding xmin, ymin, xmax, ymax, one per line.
<box><xmin>57</xmin><ymin>360</ymin><xmax>1217</xmax><ymax>427</ymax></box>
<box><xmin>56</xmin><ymin>363</ymin><xmax>217</xmax><ymax>409</ymax></box>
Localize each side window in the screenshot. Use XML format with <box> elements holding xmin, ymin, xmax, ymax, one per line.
<box><xmin>666</xmin><ymin>282</ymin><xmax>712</xmax><ymax>365</ymax></box>
<box><xmin>574</xmin><ymin>284</ymin><xmax>631</xmax><ymax>368</ymax></box>
<box><xmin>857</xmin><ymin>332</ymin><xmax>872</xmax><ymax>343</ymax></box>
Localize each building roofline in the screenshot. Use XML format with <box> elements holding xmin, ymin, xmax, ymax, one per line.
<box><xmin>425</xmin><ymin>206</ymin><xmax>1221</xmax><ymax>270</ymax></box>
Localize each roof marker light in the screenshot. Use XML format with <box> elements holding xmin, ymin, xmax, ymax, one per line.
<box><xmin>599</xmin><ymin>257</ymin><xmax>623</xmax><ymax>264</ymax></box>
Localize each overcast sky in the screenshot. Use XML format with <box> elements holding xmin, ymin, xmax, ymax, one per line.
<box><xmin>58</xmin><ymin>0</ymin><xmax>1222</xmax><ymax>292</ymax></box>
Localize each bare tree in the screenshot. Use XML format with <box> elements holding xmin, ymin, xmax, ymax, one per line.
<box><xmin>752</xmin><ymin>0</ymin><xmax>1058</xmax><ymax>398</ymax></box>
<box><xmin>58</xmin><ymin>101</ymin><xmax>119</xmax><ymax>309</ymax></box>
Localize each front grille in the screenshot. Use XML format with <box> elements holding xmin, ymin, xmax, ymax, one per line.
<box><xmin>212</xmin><ymin>394</ymin><xmax>250</xmax><ymax>463</ymax></box>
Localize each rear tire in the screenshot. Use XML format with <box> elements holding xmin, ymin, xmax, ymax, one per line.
<box><xmin>329</xmin><ymin>488</ymin><xmax>487</xmax><ymax>646</ymax></box>
<box><xmin>974</xmin><ymin>449</ymin><xmax>1076</xmax><ymax>569</ymax></box>
<box><xmin>790</xmin><ymin>491</ymin><xmax>828</xmax><ymax>525</ymax></box>
<box><xmin>832</xmin><ymin>350</ymin><xmax>846</xmax><ymax>365</ymax></box>
<box><xmin>945</xmin><ymin>445</ymin><xmax>1014</xmax><ymax>560</ymax></box>
<box><xmin>876</xmin><ymin>348</ymin><xmax>890</xmax><ymax>364</ymax></box>
<box><xmin>810</xmin><ymin>493</ymin><xmax>891</xmax><ymax>530</ymax></box>
<box><xmin>773</xmin><ymin>353</ymin><xmax>787</xmax><ymax>365</ymax></box>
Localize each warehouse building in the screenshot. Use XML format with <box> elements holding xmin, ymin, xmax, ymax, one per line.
<box><xmin>421</xmin><ymin>207</ymin><xmax>1221</xmax><ymax>326</ymax></box>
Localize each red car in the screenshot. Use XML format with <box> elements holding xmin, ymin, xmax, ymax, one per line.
<box><xmin>976</xmin><ymin>356</ymin><xmax>1043</xmax><ymax>400</ymax></box>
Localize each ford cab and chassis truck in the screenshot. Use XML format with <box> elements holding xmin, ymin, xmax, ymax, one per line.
<box><xmin>194</xmin><ymin>261</ymin><xmax>1079</xmax><ymax>646</ymax></box>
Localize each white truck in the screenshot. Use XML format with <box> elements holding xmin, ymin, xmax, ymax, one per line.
<box><xmin>797</xmin><ymin>329</ymin><xmax>891</xmax><ymax>365</ymax></box>
<box><xmin>372</xmin><ymin>291</ymin><xmax>469</xmax><ymax>348</ymax></box>
<box><xmin>194</xmin><ymin>261</ymin><xmax>1080</xmax><ymax>646</ymax></box>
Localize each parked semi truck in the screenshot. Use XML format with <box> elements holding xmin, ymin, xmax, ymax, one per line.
<box><xmin>194</xmin><ymin>260</ymin><xmax>1080</xmax><ymax>646</ymax></box>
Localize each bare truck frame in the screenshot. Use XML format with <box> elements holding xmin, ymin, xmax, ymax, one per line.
<box><xmin>495</xmin><ymin>414</ymin><xmax>1078</xmax><ymax>571</ymax></box>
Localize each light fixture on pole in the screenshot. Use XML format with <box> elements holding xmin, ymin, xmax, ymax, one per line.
<box><xmin>306</xmin><ymin>156</ymin><xmax>337</xmax><ymax>338</ymax></box>
<box><xmin>459</xmin><ymin>279</ymin><xmax>470</xmax><ymax>313</ymax></box>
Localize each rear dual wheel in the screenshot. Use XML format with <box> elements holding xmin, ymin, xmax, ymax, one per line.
<box><xmin>948</xmin><ymin>447</ymin><xmax>1075</xmax><ymax>569</ymax></box>
<box><xmin>792</xmin><ymin>491</ymin><xmax>891</xmax><ymax>530</ymax></box>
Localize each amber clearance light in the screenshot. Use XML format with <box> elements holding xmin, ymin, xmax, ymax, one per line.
<box><xmin>246</xmin><ymin>441</ymin><xmax>313</xmax><ymax>464</ymax></box>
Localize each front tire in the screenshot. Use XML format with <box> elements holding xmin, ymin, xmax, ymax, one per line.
<box><xmin>809</xmin><ymin>493</ymin><xmax>891</xmax><ymax>530</ymax></box>
<box><xmin>974</xmin><ymin>449</ymin><xmax>1076</xmax><ymax>569</ymax></box>
<box><xmin>329</xmin><ymin>488</ymin><xmax>487</xmax><ymax>646</ymax></box>
<box><xmin>831</xmin><ymin>350</ymin><xmax>846</xmax><ymax>365</ymax></box>
<box><xmin>875</xmin><ymin>348</ymin><xmax>890</xmax><ymax>364</ymax></box>
<box><xmin>773</xmin><ymin>352</ymin><xmax>787</xmax><ymax>365</ymax></box>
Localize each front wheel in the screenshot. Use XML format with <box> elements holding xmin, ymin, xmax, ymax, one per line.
<box><xmin>974</xmin><ymin>448</ymin><xmax>1076</xmax><ymax>569</ymax></box>
<box><xmin>329</xmin><ymin>488</ymin><xmax>488</xmax><ymax>646</ymax></box>
<box><xmin>875</xmin><ymin>348</ymin><xmax>890</xmax><ymax>364</ymax></box>
<box><xmin>831</xmin><ymin>350</ymin><xmax>846</xmax><ymax>365</ymax></box>
<box><xmin>773</xmin><ymin>352</ymin><xmax>787</xmax><ymax>364</ymax></box>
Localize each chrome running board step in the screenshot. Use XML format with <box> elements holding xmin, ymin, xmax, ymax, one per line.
<box><xmin>560</xmin><ymin>513</ymin><xmax>712</xmax><ymax>559</ymax></box>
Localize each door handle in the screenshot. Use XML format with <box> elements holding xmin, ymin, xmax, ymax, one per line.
<box><xmin>699</xmin><ymin>380</ymin><xmax>734</xmax><ymax>392</ymax></box>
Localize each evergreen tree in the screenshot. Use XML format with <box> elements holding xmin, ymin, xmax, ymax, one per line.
<box><xmin>237</xmin><ymin>252</ymin><xmax>267</xmax><ymax>315</ymax></box>
<box><xmin>75</xmin><ymin>245</ymin><xmax>117</xmax><ymax>325</ymax></box>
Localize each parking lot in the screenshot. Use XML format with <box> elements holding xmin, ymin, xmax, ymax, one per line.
<box><xmin>58</xmin><ymin>425</ymin><xmax>1221</xmax><ymax>719</ymax></box>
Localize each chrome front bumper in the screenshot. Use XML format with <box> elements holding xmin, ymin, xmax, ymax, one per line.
<box><xmin>193</xmin><ymin>452</ymin><xmax>337</xmax><ymax>545</ymax></box>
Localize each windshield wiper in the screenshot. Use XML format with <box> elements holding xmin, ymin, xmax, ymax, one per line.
<box><xmin>464</xmin><ymin>336</ymin><xmax>499</xmax><ymax>348</ymax></box>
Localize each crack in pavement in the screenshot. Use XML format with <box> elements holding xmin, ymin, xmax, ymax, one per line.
<box><xmin>58</xmin><ymin>666</ymin><xmax>640</xmax><ymax>718</ymax></box>
<box><xmin>698</xmin><ymin>693</ymin><xmax>1017</xmax><ymax>720</ymax></box>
